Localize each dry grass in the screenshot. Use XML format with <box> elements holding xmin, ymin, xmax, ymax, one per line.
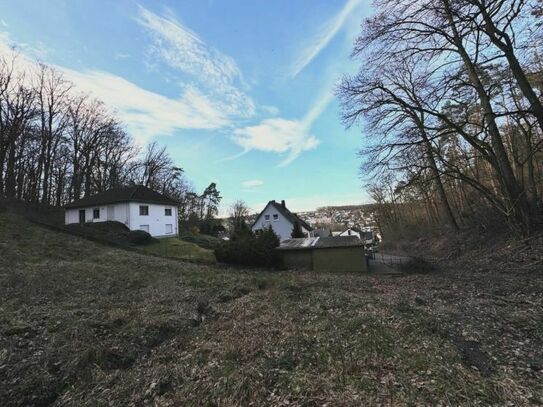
<box><xmin>140</xmin><ymin>237</ymin><xmax>216</xmax><ymax>264</ymax></box>
<box><xmin>0</xmin><ymin>213</ymin><xmax>542</xmax><ymax>406</ymax></box>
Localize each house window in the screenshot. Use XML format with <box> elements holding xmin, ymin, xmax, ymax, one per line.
<box><xmin>139</xmin><ymin>225</ymin><xmax>149</xmax><ymax>233</ymax></box>
<box><xmin>165</xmin><ymin>224</ymin><xmax>173</xmax><ymax>234</ymax></box>
<box><xmin>93</xmin><ymin>208</ymin><xmax>100</xmax><ymax>219</ymax></box>
<box><xmin>273</xmin><ymin>214</ymin><xmax>279</xmax><ymax>221</ymax></box>
<box><xmin>265</xmin><ymin>215</ymin><xmax>270</xmax><ymax>221</ymax></box>
<box><xmin>165</xmin><ymin>208</ymin><xmax>172</xmax><ymax>216</ymax></box>
<box><xmin>139</xmin><ymin>205</ymin><xmax>149</xmax><ymax>216</ymax></box>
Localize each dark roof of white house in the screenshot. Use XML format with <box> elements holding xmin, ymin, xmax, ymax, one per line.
<box><xmin>65</xmin><ymin>185</ymin><xmax>178</xmax><ymax>209</ymax></box>
<box><xmin>253</xmin><ymin>200</ymin><xmax>313</xmax><ymax>231</ymax></box>
<box><xmin>277</xmin><ymin>236</ymin><xmax>363</xmax><ymax>251</ymax></box>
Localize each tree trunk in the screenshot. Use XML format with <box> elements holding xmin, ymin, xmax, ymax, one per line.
<box><xmin>442</xmin><ymin>0</ymin><xmax>534</xmax><ymax>234</ymax></box>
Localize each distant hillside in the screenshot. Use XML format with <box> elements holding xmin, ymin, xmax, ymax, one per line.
<box><xmin>315</xmin><ymin>204</ymin><xmax>378</xmax><ymax>212</ymax></box>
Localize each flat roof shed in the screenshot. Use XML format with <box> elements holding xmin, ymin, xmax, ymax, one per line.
<box><xmin>277</xmin><ymin>236</ymin><xmax>366</xmax><ymax>272</ymax></box>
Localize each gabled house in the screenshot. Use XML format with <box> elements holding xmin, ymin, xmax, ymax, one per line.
<box><xmin>339</xmin><ymin>227</ymin><xmax>375</xmax><ymax>246</ymax></box>
<box><xmin>338</xmin><ymin>227</ymin><xmax>362</xmax><ymax>239</ymax></box>
<box><xmin>64</xmin><ymin>185</ymin><xmax>179</xmax><ymax>238</ymax></box>
<box><xmin>252</xmin><ymin>200</ymin><xmax>312</xmax><ymax>241</ymax></box>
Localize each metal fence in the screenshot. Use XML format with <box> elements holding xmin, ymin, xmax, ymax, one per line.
<box><xmin>369</xmin><ymin>252</ymin><xmax>438</xmax><ymax>271</ymax></box>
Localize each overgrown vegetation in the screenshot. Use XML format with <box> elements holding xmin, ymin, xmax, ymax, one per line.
<box><xmin>179</xmin><ymin>231</ymin><xmax>221</xmax><ymax>250</ymax></box>
<box><xmin>1</xmin><ymin>213</ymin><xmax>542</xmax><ymax>405</ymax></box>
<box><xmin>215</xmin><ymin>226</ymin><xmax>281</xmax><ymax>268</ymax></box>
<box><xmin>64</xmin><ymin>221</ymin><xmax>155</xmax><ymax>246</ymax></box>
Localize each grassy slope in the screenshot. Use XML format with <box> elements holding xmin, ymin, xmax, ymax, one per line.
<box><xmin>141</xmin><ymin>237</ymin><xmax>216</xmax><ymax>264</ymax></box>
<box><xmin>0</xmin><ymin>213</ymin><xmax>542</xmax><ymax>406</ymax></box>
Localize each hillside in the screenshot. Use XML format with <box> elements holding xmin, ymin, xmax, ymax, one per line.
<box><xmin>1</xmin><ymin>213</ymin><xmax>542</xmax><ymax>406</ymax></box>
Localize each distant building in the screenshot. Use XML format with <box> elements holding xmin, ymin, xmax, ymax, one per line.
<box><xmin>312</xmin><ymin>228</ymin><xmax>332</xmax><ymax>238</ymax></box>
<box><xmin>339</xmin><ymin>227</ymin><xmax>363</xmax><ymax>239</ymax></box>
<box><xmin>252</xmin><ymin>200</ymin><xmax>312</xmax><ymax>241</ymax></box>
<box><xmin>339</xmin><ymin>227</ymin><xmax>375</xmax><ymax>246</ymax></box>
<box><xmin>64</xmin><ymin>185</ymin><xmax>179</xmax><ymax>238</ymax></box>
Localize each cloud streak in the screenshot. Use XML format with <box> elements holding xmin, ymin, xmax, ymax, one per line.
<box><xmin>241</xmin><ymin>179</ymin><xmax>264</xmax><ymax>188</ymax></box>
<box><xmin>232</xmin><ymin>88</ymin><xmax>334</xmax><ymax>166</ymax></box>
<box><xmin>290</xmin><ymin>0</ymin><xmax>362</xmax><ymax>77</ymax></box>
<box><xmin>64</xmin><ymin>70</ymin><xmax>229</xmax><ymax>143</ymax></box>
<box><xmin>136</xmin><ymin>5</ymin><xmax>255</xmax><ymax>119</ymax></box>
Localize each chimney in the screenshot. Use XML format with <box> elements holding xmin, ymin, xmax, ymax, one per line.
<box><xmin>281</xmin><ymin>200</ymin><xmax>286</xmax><ymax>209</ymax></box>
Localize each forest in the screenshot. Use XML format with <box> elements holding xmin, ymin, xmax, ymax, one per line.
<box><xmin>339</xmin><ymin>0</ymin><xmax>543</xmax><ymax>237</ymax></box>
<box><xmin>0</xmin><ymin>51</ymin><xmax>221</xmax><ymax>231</ymax></box>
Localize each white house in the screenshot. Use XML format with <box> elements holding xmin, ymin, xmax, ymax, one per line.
<box><xmin>65</xmin><ymin>185</ymin><xmax>179</xmax><ymax>238</ymax></box>
<box><xmin>339</xmin><ymin>227</ymin><xmax>375</xmax><ymax>246</ymax></box>
<box><xmin>339</xmin><ymin>227</ymin><xmax>362</xmax><ymax>239</ymax></box>
<box><xmin>252</xmin><ymin>200</ymin><xmax>312</xmax><ymax>242</ymax></box>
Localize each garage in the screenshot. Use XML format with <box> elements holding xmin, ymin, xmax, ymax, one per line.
<box><xmin>277</xmin><ymin>236</ymin><xmax>367</xmax><ymax>272</ymax></box>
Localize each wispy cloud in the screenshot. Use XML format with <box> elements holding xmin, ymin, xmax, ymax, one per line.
<box><xmin>136</xmin><ymin>5</ymin><xmax>255</xmax><ymax>118</ymax></box>
<box><xmin>241</xmin><ymin>179</ymin><xmax>264</xmax><ymax>188</ymax></box>
<box><xmin>0</xmin><ymin>41</ymin><xmax>229</xmax><ymax>144</ymax></box>
<box><xmin>63</xmin><ymin>71</ymin><xmax>229</xmax><ymax>143</ymax></box>
<box><xmin>232</xmin><ymin>89</ymin><xmax>333</xmax><ymax>166</ymax></box>
<box><xmin>114</xmin><ymin>52</ymin><xmax>130</xmax><ymax>60</ymax></box>
<box><xmin>290</xmin><ymin>0</ymin><xmax>362</xmax><ymax>77</ymax></box>
<box><xmin>0</xmin><ymin>31</ymin><xmax>51</xmax><ymax>60</ymax></box>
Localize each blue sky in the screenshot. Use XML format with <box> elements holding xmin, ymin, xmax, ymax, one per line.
<box><xmin>0</xmin><ymin>0</ymin><xmax>371</xmax><ymax>214</ymax></box>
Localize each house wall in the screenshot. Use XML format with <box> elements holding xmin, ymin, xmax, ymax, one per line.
<box><xmin>127</xmin><ymin>202</ymin><xmax>178</xmax><ymax>238</ymax></box>
<box><xmin>65</xmin><ymin>208</ymin><xmax>80</xmax><ymax>224</ymax></box>
<box><xmin>66</xmin><ymin>203</ymin><xmax>130</xmax><ymax>226</ymax></box>
<box><xmin>252</xmin><ymin>203</ymin><xmax>309</xmax><ymax>241</ymax></box>
<box><xmin>65</xmin><ymin>202</ymin><xmax>178</xmax><ymax>238</ymax></box>
<box><xmin>312</xmin><ymin>247</ymin><xmax>366</xmax><ymax>272</ymax></box>
<box><xmin>280</xmin><ymin>250</ymin><xmax>313</xmax><ymax>270</ymax></box>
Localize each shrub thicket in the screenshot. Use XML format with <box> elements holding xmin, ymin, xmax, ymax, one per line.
<box><xmin>215</xmin><ymin>226</ymin><xmax>281</xmax><ymax>268</ymax></box>
<box><xmin>127</xmin><ymin>230</ymin><xmax>154</xmax><ymax>245</ymax></box>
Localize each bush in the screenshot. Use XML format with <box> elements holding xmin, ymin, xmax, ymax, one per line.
<box><xmin>181</xmin><ymin>233</ymin><xmax>220</xmax><ymax>250</ymax></box>
<box><xmin>127</xmin><ymin>230</ymin><xmax>153</xmax><ymax>245</ymax></box>
<box><xmin>215</xmin><ymin>227</ymin><xmax>281</xmax><ymax>268</ymax></box>
<box><xmin>85</xmin><ymin>221</ymin><xmax>130</xmax><ymax>233</ymax></box>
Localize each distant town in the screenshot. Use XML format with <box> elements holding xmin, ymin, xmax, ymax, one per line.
<box><xmin>246</xmin><ymin>204</ymin><xmax>379</xmax><ymax>232</ymax></box>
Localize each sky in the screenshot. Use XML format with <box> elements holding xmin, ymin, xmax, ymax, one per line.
<box><xmin>0</xmin><ymin>0</ymin><xmax>372</xmax><ymax>215</ymax></box>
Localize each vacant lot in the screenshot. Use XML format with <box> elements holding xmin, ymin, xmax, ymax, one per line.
<box><xmin>0</xmin><ymin>214</ymin><xmax>542</xmax><ymax>406</ymax></box>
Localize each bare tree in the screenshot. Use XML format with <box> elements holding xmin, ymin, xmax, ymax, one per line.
<box><xmin>340</xmin><ymin>0</ymin><xmax>543</xmax><ymax>235</ymax></box>
<box><xmin>229</xmin><ymin>200</ymin><xmax>250</xmax><ymax>233</ymax></box>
